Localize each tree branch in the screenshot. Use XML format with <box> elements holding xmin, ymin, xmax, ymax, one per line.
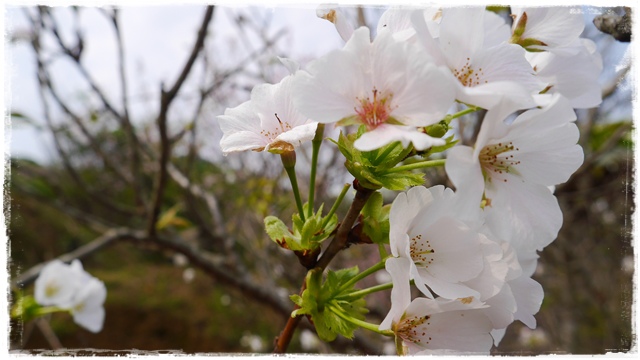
<box><xmin>593</xmin><ymin>7</ymin><xmax>632</xmax><ymax>42</ymax></box>
<box><xmin>147</xmin><ymin>6</ymin><xmax>215</xmax><ymax>237</ymax></box>
<box><xmin>273</xmin><ymin>180</ymin><xmax>375</xmax><ymax>353</ymax></box>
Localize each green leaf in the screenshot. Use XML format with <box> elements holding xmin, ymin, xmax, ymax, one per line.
<box><xmin>376</xmin><ymin>171</ymin><xmax>424</xmax><ymax>191</ymax></box>
<box><xmin>156</xmin><ymin>204</ymin><xmax>192</xmax><ymax>230</ymax></box>
<box><xmin>264</xmin><ymin>216</ymin><xmax>303</xmax><ymax>251</ymax></box>
<box><xmin>589</xmin><ymin>121</ymin><xmax>632</xmax><ymax>152</ymax></box>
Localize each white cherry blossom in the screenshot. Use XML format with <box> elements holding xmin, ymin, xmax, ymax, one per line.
<box><xmin>528</xmin><ymin>39</ymin><xmax>603</xmax><ymax>109</ymax></box>
<box><xmin>382</xmin><ymin>296</ymin><xmax>494</xmax><ymax>355</ymax></box>
<box><xmin>34</xmin><ymin>259</ymin><xmax>85</xmax><ymax>308</ymax></box>
<box><xmin>316</xmin><ymin>4</ymin><xmax>354</xmax><ymax>43</ymax></box>
<box><xmin>385</xmin><ymin>186</ymin><xmax>485</xmax><ymax>301</ymax></box>
<box><xmin>411</xmin><ymin>8</ymin><xmax>540</xmax><ymax>118</ymax></box>
<box><xmin>34</xmin><ymin>259</ymin><xmax>107</xmax><ymax>333</ymax></box>
<box><xmin>292</xmin><ymin>26</ymin><xmax>455</xmax><ymax>151</ymax></box>
<box><xmin>446</xmin><ymin>94</ymin><xmax>583</xmax><ymax>253</ymax></box>
<box><xmin>218</xmin><ymin>74</ymin><xmax>318</xmax><ymax>155</ymax></box>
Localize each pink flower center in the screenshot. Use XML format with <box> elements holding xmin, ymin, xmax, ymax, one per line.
<box><xmin>355</xmin><ymin>89</ymin><xmax>393</xmax><ymax>130</ymax></box>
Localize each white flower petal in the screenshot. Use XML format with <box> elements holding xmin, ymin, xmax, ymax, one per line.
<box><xmin>445</xmin><ymin>145</ymin><xmax>484</xmax><ymax>207</ymax></box>
<box><xmin>71</xmin><ymin>277</ymin><xmax>107</xmax><ymax>333</ymax></box>
<box><xmin>34</xmin><ymin>260</ymin><xmax>83</xmax><ymax>308</ymax></box>
<box><xmin>73</xmin><ymin>306</ymin><xmax>105</xmax><ymax>333</ymax></box>
<box><xmin>380</xmin><ymin>257</ymin><xmax>413</xmax><ymax>330</ymax></box>
<box><xmin>510</xmin><ymin>276</ymin><xmax>544</xmax><ymax>329</ymax></box>
<box><xmin>512</xmin><ymin>7</ymin><xmax>584</xmax><ymax>49</ymax></box>
<box><xmin>354</xmin><ymin>124</ymin><xmax>445</xmax><ymax>151</ymax></box>
<box><xmin>486</xmin><ymin>181</ymin><xmax>562</xmax><ymax>253</ymax></box>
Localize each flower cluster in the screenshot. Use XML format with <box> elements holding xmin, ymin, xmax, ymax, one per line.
<box><xmin>218</xmin><ymin>5</ymin><xmax>599</xmax><ymax>355</ymax></box>
<box><xmin>34</xmin><ymin>259</ymin><xmax>107</xmax><ymax>333</ymax></box>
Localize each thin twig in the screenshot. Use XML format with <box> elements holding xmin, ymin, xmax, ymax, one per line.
<box><xmin>146</xmin><ymin>6</ymin><xmax>215</xmax><ymax>237</ymax></box>
<box><xmin>109</xmin><ymin>8</ymin><xmax>145</xmax><ymax>208</ymax></box>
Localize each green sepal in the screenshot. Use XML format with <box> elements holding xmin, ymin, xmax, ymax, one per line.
<box><xmin>361</xmin><ymin>192</ymin><xmax>390</xmax><ymax>245</ymax></box>
<box><xmin>334</xmin><ymin>127</ymin><xmax>425</xmax><ymax>191</ymax></box>
<box><xmin>519</xmin><ymin>37</ymin><xmax>548</xmax><ymax>52</ymax></box>
<box><xmin>290</xmin><ymin>266</ymin><xmax>369</xmax><ymax>342</ymax></box>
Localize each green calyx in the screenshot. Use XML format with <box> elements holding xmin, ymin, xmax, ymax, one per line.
<box><xmin>290</xmin><ymin>267</ymin><xmax>370</xmax><ymax>341</ymax></box>
<box><xmin>332</xmin><ymin>127</ymin><xmax>424</xmax><ymax>191</ymax></box>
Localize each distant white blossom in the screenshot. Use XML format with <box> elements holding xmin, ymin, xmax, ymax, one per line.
<box><xmin>34</xmin><ymin>259</ymin><xmax>107</xmax><ymax>333</ymax></box>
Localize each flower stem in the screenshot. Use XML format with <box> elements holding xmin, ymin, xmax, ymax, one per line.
<box><xmin>321</xmin><ymin>183</ymin><xmax>351</xmax><ymax>229</ymax></box>
<box><xmin>34</xmin><ymin>306</ymin><xmax>65</xmax><ymax>316</ymax></box>
<box><xmin>338</xmin><ymin>282</ymin><xmax>393</xmax><ymax>301</ymax></box>
<box><xmin>444</xmin><ymin>104</ymin><xmax>481</xmax><ymax>124</ymax></box>
<box><xmin>328</xmin><ymin>304</ymin><xmax>394</xmax><ymax>337</ymax></box>
<box><xmin>336</xmin><ymin>259</ymin><xmax>387</xmax><ymax>294</ymax></box>
<box><xmin>378</xmin><ymin>244</ymin><xmax>388</xmax><ymax>259</ymax></box>
<box><xmin>307</xmin><ymin>124</ymin><xmax>325</xmax><ymax>219</ymax></box>
<box><xmin>281</xmin><ymin>152</ymin><xmax>305</xmax><ymax>222</ymax></box>
<box><xmin>386</xmin><ymin>159</ymin><xmax>445</xmax><ymax>173</ymax></box>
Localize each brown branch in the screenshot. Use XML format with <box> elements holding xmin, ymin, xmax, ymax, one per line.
<box><xmin>593</xmin><ymin>7</ymin><xmax>632</xmax><ymax>42</ymax></box>
<box><xmin>273</xmin><ymin>180</ymin><xmax>375</xmax><ymax>353</ymax></box>
<box><xmin>146</xmin><ymin>6</ymin><xmax>215</xmax><ymax>237</ymax></box>
<box><xmin>315</xmin><ymin>181</ymin><xmax>375</xmax><ymax>270</ymax></box>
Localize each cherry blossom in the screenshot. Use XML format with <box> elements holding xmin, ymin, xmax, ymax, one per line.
<box><xmin>527</xmin><ymin>39</ymin><xmax>603</xmax><ymax>108</ymax></box>
<box><xmin>34</xmin><ymin>259</ymin><xmax>107</xmax><ymax>333</ymax></box>
<box><xmin>385</xmin><ymin>186</ymin><xmax>486</xmax><ymax>301</ymax></box>
<box><xmin>411</xmin><ymin>7</ymin><xmax>540</xmax><ymax>116</ymax></box>
<box><xmin>446</xmin><ymin>94</ymin><xmax>583</xmax><ymax>253</ymax></box>
<box><xmin>292</xmin><ymin>26</ymin><xmax>455</xmax><ymax>151</ymax></box>
<box><xmin>218</xmin><ymin>74</ymin><xmax>318</xmax><ymax>155</ymax></box>
<box><xmin>382</xmin><ymin>296</ymin><xmax>494</xmax><ymax>355</ymax></box>
<box><xmin>34</xmin><ymin>259</ymin><xmax>85</xmax><ymax>308</ymax></box>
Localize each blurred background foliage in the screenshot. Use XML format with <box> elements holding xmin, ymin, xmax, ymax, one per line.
<box><xmin>6</xmin><ymin>5</ymin><xmax>634</xmax><ymax>355</ymax></box>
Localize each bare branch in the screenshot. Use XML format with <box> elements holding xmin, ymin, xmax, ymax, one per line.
<box><xmin>147</xmin><ymin>6</ymin><xmax>215</xmax><ymax>236</ymax></box>
<box><xmin>593</xmin><ymin>7</ymin><xmax>632</xmax><ymax>42</ymax></box>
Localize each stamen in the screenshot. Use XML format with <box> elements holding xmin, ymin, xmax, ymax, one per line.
<box><xmin>355</xmin><ymin>88</ymin><xmax>394</xmax><ymax>130</ymax></box>
<box><xmin>479</xmin><ymin>141</ymin><xmax>521</xmax><ymax>183</ymax></box>
<box><xmin>409</xmin><ymin>234</ymin><xmax>435</xmax><ymax>267</ymax></box>
<box><xmin>452</xmin><ymin>59</ymin><xmax>487</xmax><ymax>87</ymax></box>
<box><xmin>396</xmin><ymin>314</ymin><xmax>432</xmax><ymax>347</ymax></box>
